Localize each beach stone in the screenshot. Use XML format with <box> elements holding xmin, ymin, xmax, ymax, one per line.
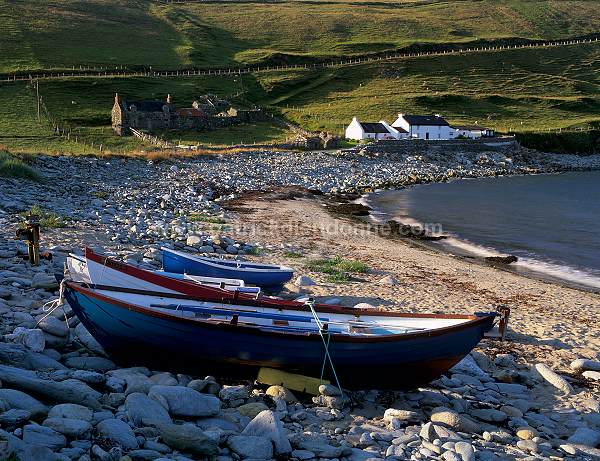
<box><xmin>292</xmin><ymin>435</ymin><xmax>349</xmax><ymax>458</ymax></box>
<box><xmin>266</xmin><ymin>385</ymin><xmax>297</xmax><ymax>403</ymax></box>
<box><xmin>431</xmin><ymin>407</ymin><xmax>479</xmax><ymax>433</ymax></box>
<box><xmin>43</xmin><ymin>417</ymin><xmax>91</xmax><ymax>438</ymax></box>
<box><xmin>533</xmin><ymin>363</ymin><xmax>573</xmax><ymax>395</ymax></box>
<box><xmin>111</xmin><ymin>370</ymin><xmax>153</xmax><ymax>395</ymax></box>
<box><xmin>48</xmin><ymin>403</ymin><xmax>93</xmax><ymax>422</ymax></box>
<box><xmin>126</xmin><ymin>393</ymin><xmax>172</xmax><ymax>427</ymax></box>
<box><xmin>451</xmin><ymin>355</ymin><xmax>489</xmax><ymax>378</ymax></box>
<box><xmin>5</xmin><ymin>327</ymin><xmax>45</xmax><ymax>352</ymax></box>
<box><xmin>219</xmin><ymin>384</ymin><xmax>248</xmax><ymax>403</ymax></box>
<box><xmin>157</xmin><ymin>423</ymin><xmax>218</xmax><ymax>456</ymax></box>
<box><xmin>73</xmin><ymin>323</ymin><xmax>106</xmax><ymax>355</ymax></box>
<box><xmin>37</xmin><ymin>316</ymin><xmax>69</xmax><ymax>338</ymax></box>
<box><xmin>186</xmin><ymin>235</ymin><xmax>202</xmax><ymax>246</ymax></box>
<box><xmin>454</xmin><ymin>441</ymin><xmax>475</xmax><ymax>461</ymax></box>
<box><xmin>559</xmin><ymin>443</ymin><xmax>578</xmax><ymax>455</ymax></box>
<box><xmin>292</xmin><ymin>449</ymin><xmax>317</xmax><ymax>460</ymax></box>
<box><xmin>441</xmin><ymin>451</ymin><xmax>461</xmax><ymax>461</ymax></box>
<box><xmin>64</xmin><ymin>356</ymin><xmax>115</xmax><ymax>372</ymax></box>
<box><xmin>148</xmin><ymin>385</ymin><xmax>221</xmax><ymax>417</ymax></box>
<box><xmin>568</xmin><ymin>427</ymin><xmax>600</xmax><ymax>447</ymax></box>
<box><xmin>31</xmin><ymin>273</ymin><xmax>59</xmax><ymax>290</ymax></box>
<box><xmin>377</xmin><ymin>275</ymin><xmax>398</xmax><ymax>285</ymax></box>
<box><xmin>237</xmin><ymin>402</ymin><xmax>269</xmax><ymax>419</ymax></box>
<box><xmin>470</xmin><ymin>408</ymin><xmax>508</xmax><ymax>423</ymax></box>
<box><xmin>570</xmin><ymin>359</ymin><xmax>600</xmax><ymax>373</ymax></box>
<box><xmin>242</xmin><ymin>410</ymin><xmax>292</xmax><ymax>455</ymax></box>
<box><xmin>22</xmin><ymin>424</ymin><xmax>67</xmax><ymax>450</ymax></box>
<box><xmin>516</xmin><ymin>427</ymin><xmax>538</xmax><ymax>440</ymax></box>
<box><xmin>516</xmin><ymin>440</ymin><xmax>538</xmax><ymax>453</ymax></box>
<box><xmin>353</xmin><ymin>302</ymin><xmax>376</xmax><ymax>309</ymax></box>
<box><xmin>319</xmin><ymin>384</ymin><xmax>342</xmax><ymax>396</ymax></box>
<box><xmin>228</xmin><ymin>435</ymin><xmax>273</xmax><ymax>459</ymax></box>
<box><xmin>0</xmin><ymin>389</ymin><xmax>47</xmax><ymax>417</ymax></box>
<box><xmin>583</xmin><ymin>371</ymin><xmax>600</xmax><ymax>381</ymax></box>
<box><xmin>149</xmin><ymin>372</ymin><xmax>178</xmax><ymax>386</ymax></box>
<box><xmin>295</xmin><ymin>275</ymin><xmax>316</xmax><ymax>287</ymax></box>
<box><xmin>0</xmin><ymin>409</ymin><xmax>31</xmax><ymax>427</ymax></box>
<box><xmin>72</xmin><ymin>369</ymin><xmax>104</xmax><ymax>384</ymax></box>
<box><xmin>96</xmin><ymin>418</ymin><xmax>138</xmax><ymax>449</ymax></box>
<box><xmin>187</xmin><ymin>378</ymin><xmax>221</xmax><ymax>395</ymax></box>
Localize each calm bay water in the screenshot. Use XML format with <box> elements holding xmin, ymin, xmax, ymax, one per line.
<box><xmin>366</xmin><ymin>171</ymin><xmax>600</xmax><ymax>291</ymax></box>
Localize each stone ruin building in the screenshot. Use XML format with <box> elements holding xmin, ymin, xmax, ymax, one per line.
<box><xmin>111</xmin><ymin>93</ymin><xmax>264</xmax><ymax>136</ymax></box>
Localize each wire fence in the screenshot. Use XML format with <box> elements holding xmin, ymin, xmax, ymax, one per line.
<box><xmin>2</xmin><ymin>38</ymin><xmax>598</xmax><ymax>84</ymax></box>
<box><xmin>27</xmin><ymin>79</ymin><xmax>103</xmax><ymax>152</ymax></box>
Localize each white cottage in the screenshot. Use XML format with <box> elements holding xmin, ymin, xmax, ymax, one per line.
<box><xmin>392</xmin><ymin>114</ymin><xmax>455</xmax><ymax>140</ymax></box>
<box><xmin>345</xmin><ymin>117</ymin><xmax>395</xmax><ymax>141</ymax></box>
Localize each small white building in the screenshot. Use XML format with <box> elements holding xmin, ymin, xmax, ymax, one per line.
<box><xmin>452</xmin><ymin>125</ymin><xmax>495</xmax><ymax>138</ymax></box>
<box><xmin>392</xmin><ymin>114</ymin><xmax>455</xmax><ymax>140</ymax></box>
<box><xmin>345</xmin><ymin>117</ymin><xmax>395</xmax><ymax>141</ymax></box>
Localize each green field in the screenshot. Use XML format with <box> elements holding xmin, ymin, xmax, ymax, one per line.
<box><xmin>1</xmin><ymin>0</ymin><xmax>599</xmax><ymax>72</ymax></box>
<box><xmin>0</xmin><ymin>0</ymin><xmax>598</xmax><ymax>154</ymax></box>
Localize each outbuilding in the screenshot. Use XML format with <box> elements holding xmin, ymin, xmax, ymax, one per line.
<box><xmin>345</xmin><ymin>117</ymin><xmax>394</xmax><ymax>141</ymax></box>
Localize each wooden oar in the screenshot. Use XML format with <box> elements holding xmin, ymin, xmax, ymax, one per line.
<box><xmin>150</xmin><ymin>303</ymin><xmax>427</xmax><ymax>332</ymax></box>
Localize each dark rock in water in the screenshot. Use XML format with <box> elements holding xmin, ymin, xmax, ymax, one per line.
<box><xmin>485</xmin><ymin>255</ymin><xmax>518</xmax><ymax>264</ymax></box>
<box><xmin>383</xmin><ymin>220</ymin><xmax>447</xmax><ymax>241</ymax></box>
<box><xmin>325</xmin><ymin>202</ymin><xmax>371</xmax><ymax>217</ymax></box>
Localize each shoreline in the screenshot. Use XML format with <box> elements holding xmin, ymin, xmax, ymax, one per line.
<box><xmin>355</xmin><ymin>173</ymin><xmax>600</xmax><ymax>295</ymax></box>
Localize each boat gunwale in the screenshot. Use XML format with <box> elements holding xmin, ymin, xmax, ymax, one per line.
<box><xmin>65</xmin><ymin>280</ymin><xmax>496</xmax><ymax>344</ymax></box>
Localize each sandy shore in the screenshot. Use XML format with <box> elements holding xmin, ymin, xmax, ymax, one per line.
<box><xmin>232</xmin><ymin>194</ymin><xmax>600</xmax><ymax>373</ymax></box>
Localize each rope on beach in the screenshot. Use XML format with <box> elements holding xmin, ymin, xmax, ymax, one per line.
<box><xmin>306</xmin><ymin>299</ymin><xmax>344</xmax><ymax>396</ymax></box>
<box><xmin>35</xmin><ymin>279</ymin><xmax>70</xmax><ymax>332</ymax></box>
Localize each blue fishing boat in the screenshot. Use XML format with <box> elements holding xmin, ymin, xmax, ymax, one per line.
<box><xmin>63</xmin><ymin>281</ymin><xmax>504</xmax><ymax>389</ymax></box>
<box><xmin>162</xmin><ymin>247</ymin><xmax>294</xmax><ymax>288</ymax></box>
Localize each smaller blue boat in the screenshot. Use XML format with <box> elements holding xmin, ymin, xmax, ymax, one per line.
<box><xmin>162</xmin><ymin>247</ymin><xmax>294</xmax><ymax>288</ymax></box>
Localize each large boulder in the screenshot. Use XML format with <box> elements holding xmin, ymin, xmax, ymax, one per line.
<box><xmin>5</xmin><ymin>327</ymin><xmax>45</xmax><ymax>352</ymax></box>
<box><xmin>96</xmin><ymin>418</ymin><xmax>138</xmax><ymax>449</ymax></box>
<box><xmin>73</xmin><ymin>323</ymin><xmax>106</xmax><ymax>356</ymax></box>
<box><xmin>149</xmin><ymin>385</ymin><xmax>220</xmax><ymax>418</ymax></box>
<box><xmin>22</xmin><ymin>424</ymin><xmax>66</xmax><ymax>450</ymax></box>
<box><xmin>42</xmin><ymin>417</ymin><xmax>91</xmax><ymax>438</ymax></box>
<box><xmin>0</xmin><ymin>389</ymin><xmax>47</xmax><ymax>417</ymax></box>
<box><xmin>125</xmin><ymin>393</ymin><xmax>172</xmax><ymax>427</ymax></box>
<box><xmin>157</xmin><ymin>423</ymin><xmax>219</xmax><ymax>456</ymax></box>
<box><xmin>47</xmin><ymin>403</ymin><xmax>93</xmax><ymax>422</ymax></box>
<box><xmin>242</xmin><ymin>410</ymin><xmax>292</xmax><ymax>455</ymax></box>
<box><xmin>228</xmin><ymin>435</ymin><xmax>273</xmax><ymax>459</ymax></box>
<box><xmin>64</xmin><ymin>356</ymin><xmax>115</xmax><ymax>372</ymax></box>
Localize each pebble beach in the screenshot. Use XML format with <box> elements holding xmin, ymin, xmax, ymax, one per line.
<box><xmin>0</xmin><ymin>142</ymin><xmax>599</xmax><ymax>461</ymax></box>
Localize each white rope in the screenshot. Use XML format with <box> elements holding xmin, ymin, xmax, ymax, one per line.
<box><xmin>35</xmin><ymin>279</ymin><xmax>70</xmax><ymax>335</ymax></box>
<box><xmin>305</xmin><ymin>299</ymin><xmax>344</xmax><ymax>397</ymax></box>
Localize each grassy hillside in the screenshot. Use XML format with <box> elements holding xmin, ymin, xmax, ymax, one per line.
<box><xmin>0</xmin><ymin>0</ymin><xmax>598</xmax><ymax>154</ymax></box>
<box><xmin>1</xmin><ymin>44</ymin><xmax>598</xmax><ymax>154</ymax></box>
<box><xmin>1</xmin><ymin>0</ymin><xmax>599</xmax><ymax>72</ymax></box>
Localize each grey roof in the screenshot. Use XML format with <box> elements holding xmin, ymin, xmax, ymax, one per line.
<box><xmin>402</xmin><ymin>115</ymin><xmax>449</xmax><ymax>126</ymax></box>
<box><xmin>391</xmin><ymin>125</ymin><xmax>408</xmax><ymax>133</ymax></box>
<box><xmin>123</xmin><ymin>100</ymin><xmax>170</xmax><ymax>112</ymax></box>
<box><xmin>359</xmin><ymin>122</ymin><xmax>390</xmax><ymax>133</ymax></box>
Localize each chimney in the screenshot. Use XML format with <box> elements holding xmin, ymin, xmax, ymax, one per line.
<box><xmin>166</xmin><ymin>94</ymin><xmax>172</xmax><ymax>104</ymax></box>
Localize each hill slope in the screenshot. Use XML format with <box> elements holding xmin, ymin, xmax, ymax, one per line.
<box><xmin>1</xmin><ymin>0</ymin><xmax>599</xmax><ymax>72</ymax></box>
